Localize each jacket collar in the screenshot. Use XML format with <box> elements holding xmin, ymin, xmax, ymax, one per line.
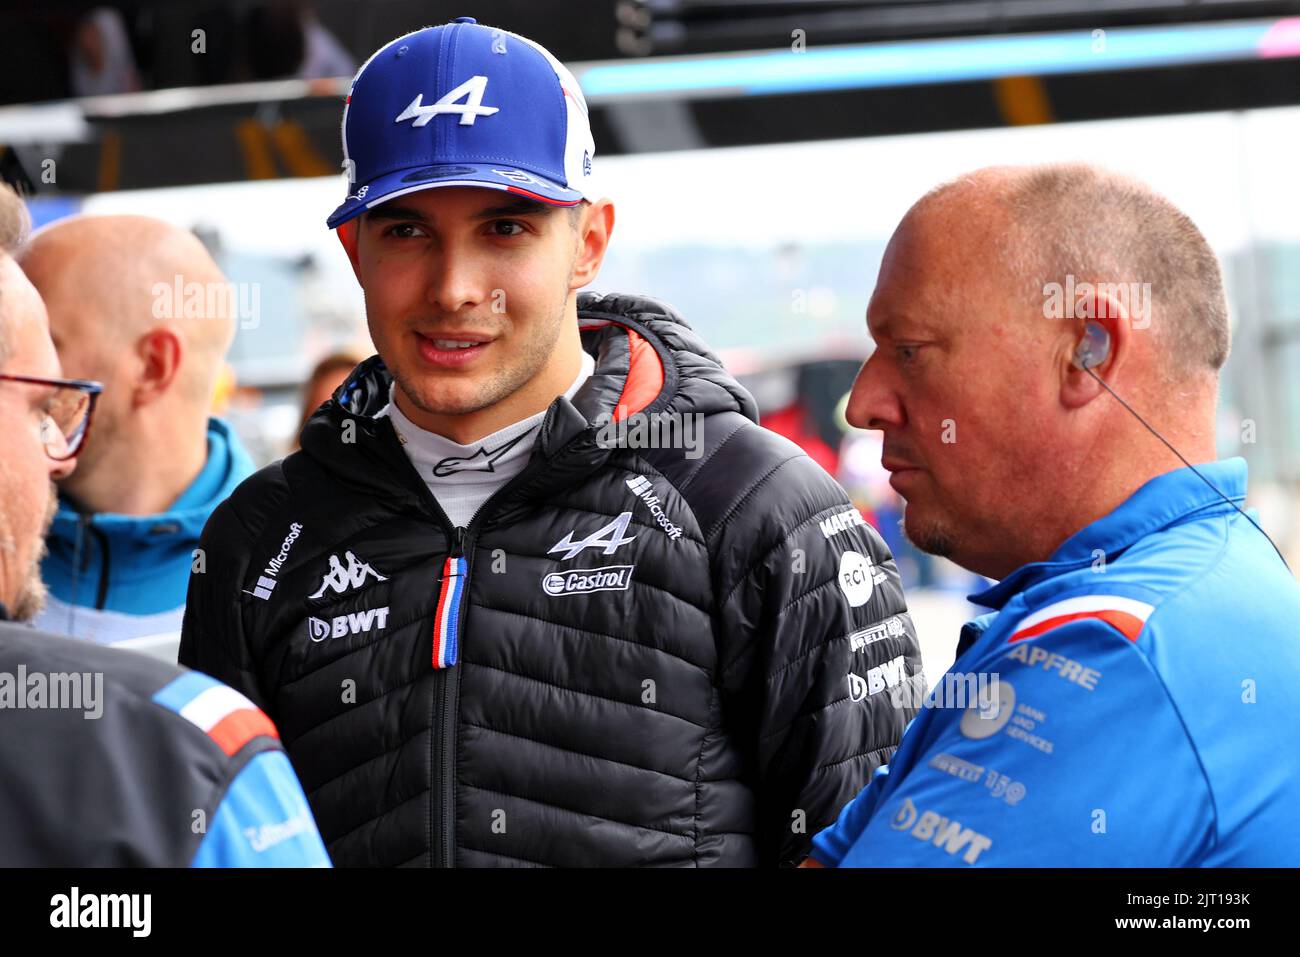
<box><xmin>48</xmin><ymin>417</ymin><xmax>254</xmax><ymax>551</ymax></box>
<box><xmin>970</xmin><ymin>458</ymin><xmax>1248</xmax><ymax>611</ymax></box>
<box><xmin>300</xmin><ymin>292</ymin><xmax>759</xmax><ymax>507</ymax></box>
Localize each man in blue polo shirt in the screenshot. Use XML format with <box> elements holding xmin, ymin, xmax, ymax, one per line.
<box><xmin>810</xmin><ymin>163</ymin><xmax>1300</xmax><ymax>866</ymax></box>
<box><xmin>19</xmin><ymin>214</ymin><xmax>254</xmax><ymax>662</ymax></box>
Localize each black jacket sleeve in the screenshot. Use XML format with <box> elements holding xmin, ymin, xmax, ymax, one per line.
<box><xmin>706</xmin><ymin>428</ymin><xmax>922</xmax><ymax>866</ymax></box>
<box><xmin>179</xmin><ymin>485</ymin><xmax>272</xmax><ymax>712</ymax></box>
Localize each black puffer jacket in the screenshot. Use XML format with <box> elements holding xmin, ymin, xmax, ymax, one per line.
<box><xmin>180</xmin><ymin>292</ymin><xmax>922</xmax><ymax>867</ymax></box>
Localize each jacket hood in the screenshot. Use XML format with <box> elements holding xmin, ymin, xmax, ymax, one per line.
<box><xmin>299</xmin><ymin>292</ymin><xmax>759</xmax><ymax>504</ymax></box>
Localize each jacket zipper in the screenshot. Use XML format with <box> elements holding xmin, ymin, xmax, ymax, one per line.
<box><xmin>393</xmin><ymin>420</ymin><xmax>556</xmax><ymax>868</ymax></box>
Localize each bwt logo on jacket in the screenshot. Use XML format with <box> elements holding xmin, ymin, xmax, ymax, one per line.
<box><xmin>308</xmin><ymin>606</ymin><xmax>390</xmax><ymax>642</ymax></box>
<box><xmin>625</xmin><ymin>475</ymin><xmax>683</xmax><ymax>541</ymax></box>
<box><xmin>847</xmin><ymin>655</ymin><xmax>907</xmax><ymax>701</ymax></box>
<box><xmin>245</xmin><ymin>522</ymin><xmax>304</xmax><ymax>600</ymax></box>
<box><xmin>890</xmin><ymin>797</ymin><xmax>993</xmax><ymax>864</ymax></box>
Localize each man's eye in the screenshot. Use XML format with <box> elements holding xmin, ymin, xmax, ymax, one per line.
<box><xmin>385</xmin><ymin>223</ymin><xmax>426</xmax><ymax>239</ymax></box>
<box><xmin>489</xmin><ymin>221</ymin><xmax>525</xmax><ymax>237</ymax></box>
<box><xmin>896</xmin><ymin>344</ymin><xmax>921</xmax><ymax>363</ymax></box>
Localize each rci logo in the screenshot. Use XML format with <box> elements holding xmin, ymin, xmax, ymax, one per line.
<box><xmin>838</xmin><ymin>550</ymin><xmax>881</xmax><ymax>607</ymax></box>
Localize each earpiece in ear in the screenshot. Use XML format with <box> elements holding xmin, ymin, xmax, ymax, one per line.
<box><xmin>1073</xmin><ymin>322</ymin><xmax>1111</xmax><ymax>370</ymax></box>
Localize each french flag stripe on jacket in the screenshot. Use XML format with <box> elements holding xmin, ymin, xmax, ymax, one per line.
<box><xmin>1009</xmin><ymin>594</ymin><xmax>1156</xmax><ymax>644</ymax></box>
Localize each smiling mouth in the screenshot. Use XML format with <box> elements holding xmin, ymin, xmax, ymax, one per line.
<box><xmin>414</xmin><ymin>332</ymin><xmax>494</xmax><ymax>367</ymax></box>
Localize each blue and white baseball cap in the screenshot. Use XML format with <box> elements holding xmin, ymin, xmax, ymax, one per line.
<box><xmin>327</xmin><ymin>17</ymin><xmax>598</xmax><ymax>229</ymax></box>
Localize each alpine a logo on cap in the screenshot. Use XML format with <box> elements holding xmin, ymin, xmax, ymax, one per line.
<box><xmin>394</xmin><ymin>75</ymin><xmax>499</xmax><ymax>127</ymax></box>
<box><xmin>328</xmin><ymin>20</ymin><xmax>597</xmax><ymax>229</ymax></box>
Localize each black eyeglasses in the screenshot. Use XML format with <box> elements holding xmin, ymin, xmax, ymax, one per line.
<box><xmin>0</xmin><ymin>373</ymin><xmax>103</xmax><ymax>460</ymax></box>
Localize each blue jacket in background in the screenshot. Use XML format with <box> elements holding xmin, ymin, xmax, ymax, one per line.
<box><xmin>812</xmin><ymin>459</ymin><xmax>1300</xmax><ymax>867</ymax></box>
<box><xmin>35</xmin><ymin>418</ymin><xmax>255</xmax><ymax>659</ymax></box>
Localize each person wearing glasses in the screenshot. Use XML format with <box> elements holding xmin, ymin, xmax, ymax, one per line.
<box><xmin>17</xmin><ymin>214</ymin><xmax>255</xmax><ymax>660</ymax></box>
<box><xmin>0</xmin><ymin>184</ymin><xmax>330</xmax><ymax>866</ymax></box>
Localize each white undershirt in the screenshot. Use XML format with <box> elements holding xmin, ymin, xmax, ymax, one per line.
<box><xmin>381</xmin><ymin>351</ymin><xmax>595</xmax><ymax>527</ymax></box>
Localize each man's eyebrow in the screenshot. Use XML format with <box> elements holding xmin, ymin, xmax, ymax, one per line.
<box><xmin>364</xmin><ymin>204</ymin><xmax>430</xmax><ymax>224</ymax></box>
<box><xmin>471</xmin><ymin>199</ymin><xmax>557</xmax><ymax>219</ymax></box>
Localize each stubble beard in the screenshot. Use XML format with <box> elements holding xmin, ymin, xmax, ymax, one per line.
<box><xmin>900</xmin><ymin>503</ymin><xmax>957</xmax><ymax>560</ymax></box>
<box><xmin>2</xmin><ymin>481</ymin><xmax>57</xmax><ymax>622</ymax></box>
<box><xmin>391</xmin><ymin>269</ymin><xmax>575</xmax><ymax>421</ymax></box>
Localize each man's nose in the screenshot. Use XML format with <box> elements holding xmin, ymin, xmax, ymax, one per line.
<box><xmin>845</xmin><ymin>352</ymin><xmax>905</xmax><ymax>432</ymax></box>
<box><xmin>425</xmin><ymin>243</ymin><xmax>488</xmax><ymax>315</ymax></box>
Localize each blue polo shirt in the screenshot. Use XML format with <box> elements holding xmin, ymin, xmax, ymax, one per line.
<box><xmin>811</xmin><ymin>459</ymin><xmax>1300</xmax><ymax>866</ymax></box>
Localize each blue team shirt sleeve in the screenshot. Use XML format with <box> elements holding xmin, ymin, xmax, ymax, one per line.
<box><xmin>830</xmin><ymin>619</ymin><xmax>1215</xmax><ymax>867</ymax></box>
<box><xmin>191</xmin><ymin>750</ymin><xmax>332</xmax><ymax>867</ymax></box>
<box><xmin>811</xmin><ymin>762</ymin><xmax>892</xmax><ymax>866</ymax></box>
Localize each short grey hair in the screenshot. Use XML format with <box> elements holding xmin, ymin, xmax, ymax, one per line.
<box><xmin>998</xmin><ymin>163</ymin><xmax>1230</xmax><ymax>378</ymax></box>
<box><xmin>0</xmin><ymin>183</ymin><xmax>32</xmax><ymax>366</ymax></box>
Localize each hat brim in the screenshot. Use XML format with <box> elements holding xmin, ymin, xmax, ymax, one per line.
<box><xmin>327</xmin><ymin>162</ymin><xmax>584</xmax><ymax>229</ymax></box>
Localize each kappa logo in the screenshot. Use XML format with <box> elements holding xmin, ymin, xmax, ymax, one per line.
<box><xmin>308</xmin><ymin>551</ymin><xmax>387</xmax><ymax>599</ymax></box>
<box><xmin>541</xmin><ymin>564</ymin><xmax>634</xmax><ymax>597</ymax></box>
<box><xmin>432</xmin><ymin>430</ymin><xmax>532</xmax><ymax>477</ymax></box>
<box><xmin>244</xmin><ymin>522</ymin><xmax>304</xmax><ymax>601</ymax></box>
<box><xmin>838</xmin><ymin>550</ymin><xmax>886</xmax><ymax>608</ymax></box>
<box><xmin>624</xmin><ymin>475</ymin><xmax>683</xmax><ymax>542</ymax></box>
<box><xmin>548</xmin><ymin>511</ymin><xmax>637</xmax><ymax>560</ymax></box>
<box><xmin>307</xmin><ymin>606</ymin><xmax>390</xmax><ymax>642</ymax></box>
<box><xmin>889</xmin><ymin>797</ymin><xmax>993</xmax><ymax>864</ymax></box>
<box><xmin>394</xmin><ymin>75</ymin><xmax>499</xmax><ymax>127</ymax></box>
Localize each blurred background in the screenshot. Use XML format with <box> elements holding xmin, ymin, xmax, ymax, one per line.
<box><xmin>4</xmin><ymin>0</ymin><xmax>1300</xmax><ymax>676</ymax></box>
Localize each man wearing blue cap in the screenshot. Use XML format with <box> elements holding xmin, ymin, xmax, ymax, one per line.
<box><xmin>181</xmin><ymin>18</ymin><xmax>922</xmax><ymax>867</ymax></box>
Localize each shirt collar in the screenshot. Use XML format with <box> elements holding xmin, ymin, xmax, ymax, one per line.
<box><xmin>969</xmin><ymin>458</ymin><xmax>1248</xmax><ymax>610</ymax></box>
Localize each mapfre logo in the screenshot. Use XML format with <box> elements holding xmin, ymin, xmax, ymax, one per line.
<box><xmin>309</xmin><ymin>551</ymin><xmax>387</xmax><ymax>600</ymax></box>
<box><xmin>889</xmin><ymin>797</ymin><xmax>993</xmax><ymax>864</ymax></box>
<box><xmin>308</xmin><ymin>606</ymin><xmax>390</xmax><ymax>642</ymax></box>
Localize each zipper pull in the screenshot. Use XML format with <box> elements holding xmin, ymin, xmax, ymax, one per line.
<box><xmin>431</xmin><ymin>528</ymin><xmax>467</xmax><ymax>669</ymax></box>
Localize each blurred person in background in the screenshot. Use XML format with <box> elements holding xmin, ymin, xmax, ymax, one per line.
<box><xmin>181</xmin><ymin>18</ymin><xmax>921</xmax><ymax>868</ymax></box>
<box><xmin>291</xmin><ymin>346</ymin><xmax>370</xmax><ymax>451</ymax></box>
<box><xmin>808</xmin><ymin>163</ymin><xmax>1300</xmax><ymax>867</ymax></box>
<box><xmin>0</xmin><ymin>184</ymin><xmax>329</xmax><ymax>867</ymax></box>
<box><xmin>18</xmin><ymin>215</ymin><xmax>255</xmax><ymax>660</ymax></box>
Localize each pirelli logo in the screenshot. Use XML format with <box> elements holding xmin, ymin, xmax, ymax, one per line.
<box><xmin>848</xmin><ymin>615</ymin><xmax>905</xmax><ymax>652</ymax></box>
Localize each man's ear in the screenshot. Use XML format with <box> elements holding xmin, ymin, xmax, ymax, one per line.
<box><xmin>569</xmin><ymin>199</ymin><xmax>614</xmax><ymax>291</ymax></box>
<box><xmin>336</xmin><ymin>220</ymin><xmax>362</xmax><ymax>282</ymax></box>
<box><xmin>1061</xmin><ymin>289</ymin><xmax>1129</xmax><ymax>410</ymax></box>
<box><xmin>135</xmin><ymin>326</ymin><xmax>183</xmax><ymax>406</ymax></box>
